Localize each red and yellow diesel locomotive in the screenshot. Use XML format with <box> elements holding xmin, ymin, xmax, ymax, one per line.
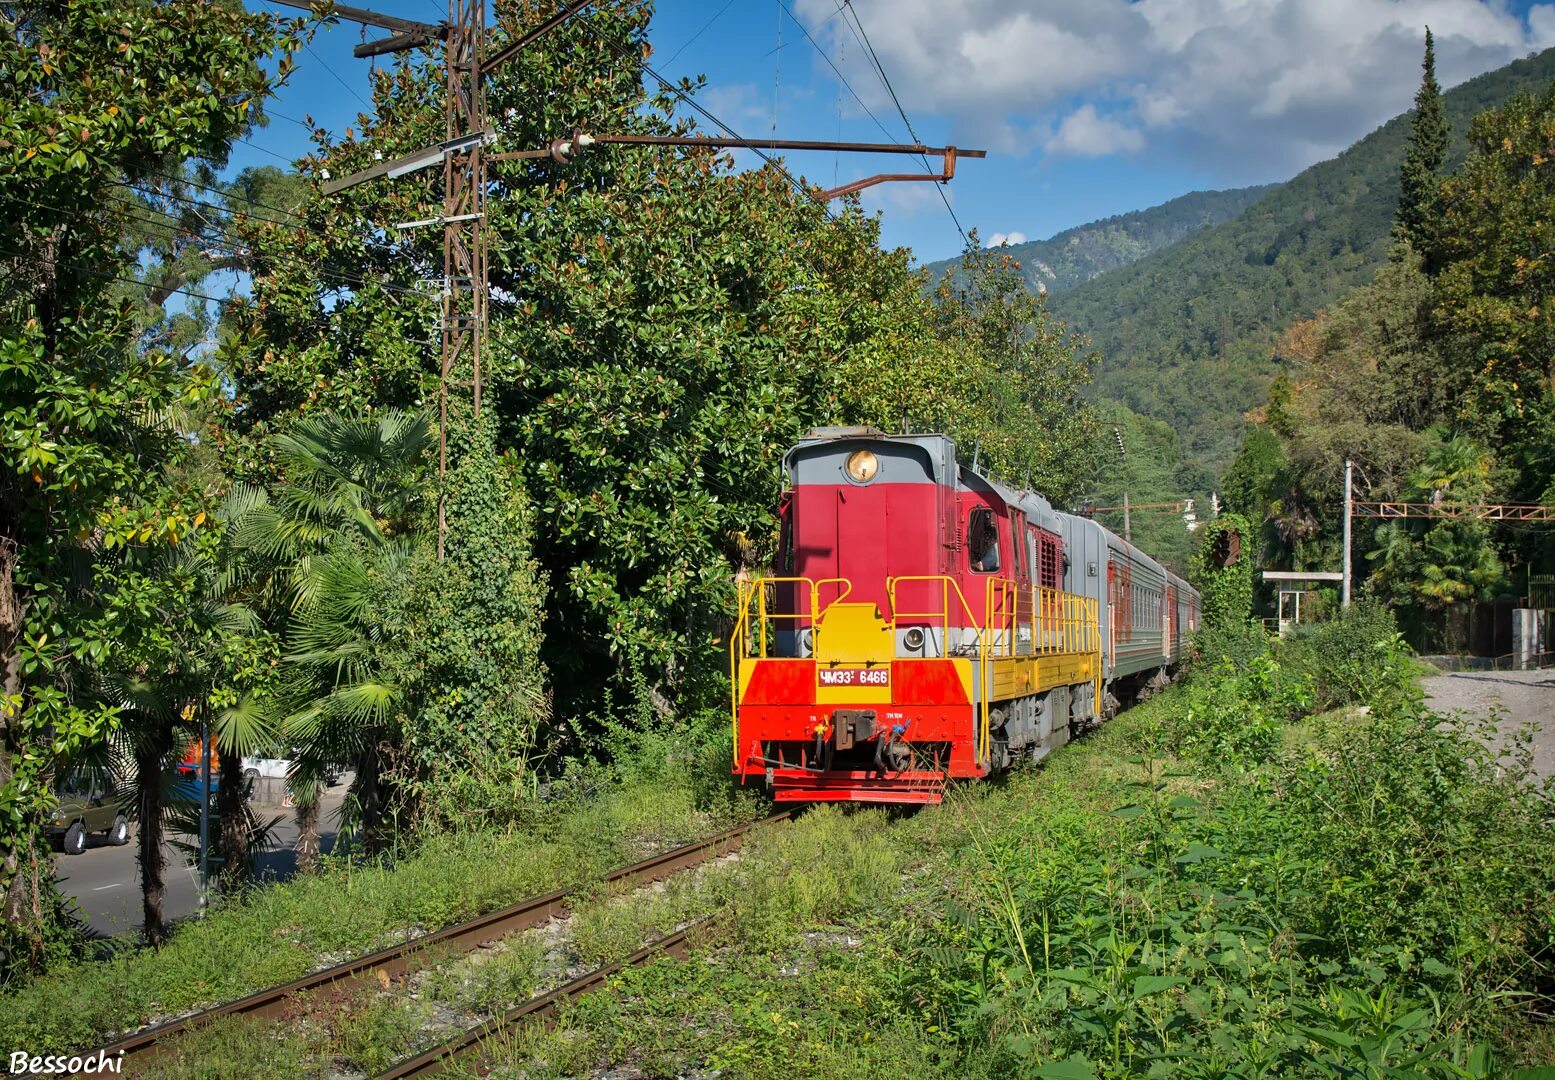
<box><xmin>731</xmin><ymin>427</ymin><xmax>1199</xmax><ymax>804</ymax></box>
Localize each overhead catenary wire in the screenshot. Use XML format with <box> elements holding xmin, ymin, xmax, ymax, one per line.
<box><xmin>568</xmin><ymin>16</ymin><xmax>837</xmax><ymax>220</ymax></box>
<box><xmin>773</xmin><ymin>0</ymin><xmax>894</xmax><ymax>148</ymax></box>
<box><xmin>836</xmin><ymin>0</ymin><xmax>969</xmax><ymax>248</ymax></box>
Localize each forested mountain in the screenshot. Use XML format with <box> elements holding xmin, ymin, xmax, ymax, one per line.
<box><xmin>1050</xmin><ymin>46</ymin><xmax>1555</xmax><ymax>471</ymax></box>
<box><xmin>920</xmin><ymin>185</ymin><xmax>1274</xmax><ymax>295</ymax></box>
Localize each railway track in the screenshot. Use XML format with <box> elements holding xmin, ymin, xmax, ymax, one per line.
<box><xmin>85</xmin><ymin>811</ymin><xmax>793</xmax><ymax>1076</ymax></box>
<box><xmin>380</xmin><ymin>917</ymin><xmax>712</xmax><ymax>1078</ymax></box>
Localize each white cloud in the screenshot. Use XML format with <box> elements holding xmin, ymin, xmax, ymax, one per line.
<box><xmin>792</xmin><ymin>0</ymin><xmax>1551</xmax><ymax>178</ymax></box>
<box><xmin>1530</xmin><ymin>4</ymin><xmax>1555</xmax><ymax>49</ymax></box>
<box><xmin>987</xmin><ymin>231</ymin><xmax>1028</xmax><ymax>247</ymax></box>
<box><xmin>1045</xmin><ymin>105</ymin><xmax>1145</xmax><ymax>157</ymax></box>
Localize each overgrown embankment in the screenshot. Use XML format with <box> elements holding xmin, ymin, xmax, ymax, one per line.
<box><xmin>0</xmin><ymin>754</ymin><xmax>762</xmax><ymax>1058</ymax></box>
<box><xmin>4</xmin><ymin>608</ymin><xmax>1552</xmax><ymax>1078</ymax></box>
<box><xmin>491</xmin><ymin>609</ymin><xmax>1555</xmax><ymax>1079</ymax></box>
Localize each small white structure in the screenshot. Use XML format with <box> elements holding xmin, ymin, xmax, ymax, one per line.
<box><xmin>1263</xmin><ymin>571</ymin><xmax>1345</xmax><ymax>636</ymax></box>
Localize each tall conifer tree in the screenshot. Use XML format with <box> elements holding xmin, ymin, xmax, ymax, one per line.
<box><xmin>1397</xmin><ymin>27</ymin><xmax>1448</xmax><ymax>251</ymax></box>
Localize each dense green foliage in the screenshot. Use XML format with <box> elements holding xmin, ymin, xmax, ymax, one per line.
<box><xmin>1223</xmin><ymin>76</ymin><xmax>1555</xmax><ymax>637</ymax></box>
<box><xmin>1051</xmin><ymin>46</ymin><xmax>1555</xmax><ymax>470</ymax></box>
<box><xmin>0</xmin><ymin>0</ymin><xmax>303</xmax><ymax>972</ymax></box>
<box><xmin>449</xmin><ymin>612</ymin><xmax>1553</xmax><ymax>1079</ymax></box>
<box><xmin>920</xmin><ymin>186</ymin><xmax>1275</xmax><ymax>296</ymax></box>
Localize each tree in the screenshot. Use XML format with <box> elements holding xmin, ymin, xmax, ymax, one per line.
<box><xmin>383</xmin><ymin>421</ymin><xmax>548</xmax><ymax>830</ymax></box>
<box><xmin>1397</xmin><ymin>27</ymin><xmax>1448</xmax><ymax>251</ymax></box>
<box><xmin>1429</xmin><ymin>84</ymin><xmax>1555</xmax><ymax>511</ymax></box>
<box><xmin>227</xmin><ymin>410</ymin><xmax>430</xmax><ymax>866</ymax></box>
<box><xmin>0</xmin><ymin>0</ymin><xmax>301</xmax><ymax>969</ymax></box>
<box><xmin>221</xmin><ymin>2</ymin><xmax>1103</xmax><ymax>729</ymax></box>
<box><xmin>1191</xmin><ymin>515</ymin><xmax>1255</xmax><ymax>629</ymax></box>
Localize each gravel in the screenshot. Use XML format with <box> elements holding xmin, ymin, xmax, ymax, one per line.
<box><xmin>1423</xmin><ymin>668</ymin><xmax>1555</xmax><ymax>780</ymax></box>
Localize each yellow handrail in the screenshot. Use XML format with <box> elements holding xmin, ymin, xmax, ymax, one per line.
<box><xmin>732</xmin><ymin>571</ymin><xmax>1104</xmax><ymax>773</ymax></box>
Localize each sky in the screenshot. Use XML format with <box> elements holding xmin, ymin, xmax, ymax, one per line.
<box><xmin>230</xmin><ymin>0</ymin><xmax>1555</xmax><ymax>266</ymax></box>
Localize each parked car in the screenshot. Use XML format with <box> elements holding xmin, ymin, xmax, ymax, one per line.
<box><xmin>47</xmin><ymin>776</ymin><xmax>128</xmax><ymax>855</ymax></box>
<box><xmin>240</xmin><ymin>754</ymin><xmax>340</xmax><ymax>787</ymax></box>
<box><xmin>241</xmin><ymin>754</ymin><xmax>291</xmax><ymax>783</ymax></box>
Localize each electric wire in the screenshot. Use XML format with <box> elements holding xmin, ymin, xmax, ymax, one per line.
<box><xmin>108</xmin><ymin>182</ymin><xmax>438</xmax><ymax>300</ymax></box>
<box><xmin>0</xmin><ymin>241</ymin><xmax>249</xmax><ymax>309</ymax></box>
<box><xmin>660</xmin><ymin>0</ymin><xmax>739</xmax><ymax>69</ymax></box>
<box><xmin>773</xmin><ymin>0</ymin><xmax>894</xmax><ymax>147</ymax></box>
<box><xmin>837</xmin><ymin>0</ymin><xmax>969</xmax><ymax>247</ymax></box>
<box><xmin>14</xmin><ymin>185</ymin><xmax>436</xmax><ymax>306</ymax></box>
<box><xmin>569</xmin><ymin>16</ymin><xmax>835</xmax><ymax>218</ymax></box>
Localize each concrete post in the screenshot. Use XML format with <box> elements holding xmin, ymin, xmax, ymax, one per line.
<box><xmin>1342</xmin><ymin>460</ymin><xmax>1353</xmax><ymax>609</ymax></box>
<box><xmin>1513</xmin><ymin>608</ymin><xmax>1541</xmax><ymax>670</ymax></box>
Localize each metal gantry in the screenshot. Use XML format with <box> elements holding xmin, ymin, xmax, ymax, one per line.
<box><xmin>1351</xmin><ymin>501</ymin><xmax>1555</xmax><ymax>521</ymax></box>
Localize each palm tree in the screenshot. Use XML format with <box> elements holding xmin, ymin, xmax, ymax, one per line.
<box><xmin>225</xmin><ymin>410</ymin><xmax>431</xmax><ymax>868</ymax></box>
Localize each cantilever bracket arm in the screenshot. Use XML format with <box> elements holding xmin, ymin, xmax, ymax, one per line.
<box><xmin>818</xmin><ymin>147</ymin><xmax>960</xmax><ymax>201</ymax></box>
<box><xmin>487</xmin><ymin>134</ymin><xmax>984</xmax><ymax>202</ymax></box>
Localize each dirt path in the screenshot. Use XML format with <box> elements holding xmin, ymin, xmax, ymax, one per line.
<box><xmin>1423</xmin><ymin>669</ymin><xmax>1555</xmax><ymax>780</ymax></box>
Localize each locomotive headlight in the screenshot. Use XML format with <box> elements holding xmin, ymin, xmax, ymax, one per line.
<box><xmin>844</xmin><ymin>449</ymin><xmax>879</xmax><ymax>483</ymax></box>
<box><xmin>904</xmin><ymin>627</ymin><xmax>925</xmax><ymax>652</ymax></box>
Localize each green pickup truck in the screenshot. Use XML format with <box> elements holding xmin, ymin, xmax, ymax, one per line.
<box><xmin>47</xmin><ymin>776</ymin><xmax>130</xmax><ymax>855</ymax></box>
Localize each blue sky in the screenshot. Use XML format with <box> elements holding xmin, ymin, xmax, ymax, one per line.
<box><xmin>232</xmin><ymin>0</ymin><xmax>1555</xmax><ymax>266</ymax></box>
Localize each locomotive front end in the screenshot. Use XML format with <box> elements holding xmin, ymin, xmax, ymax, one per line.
<box><xmin>730</xmin><ymin>429</ymin><xmax>981</xmax><ymax>804</ymax></box>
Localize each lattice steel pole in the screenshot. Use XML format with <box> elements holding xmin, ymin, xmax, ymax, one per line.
<box><xmin>438</xmin><ymin>0</ymin><xmax>487</xmax><ymax>559</ymax></box>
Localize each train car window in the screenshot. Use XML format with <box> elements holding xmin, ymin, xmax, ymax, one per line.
<box><xmin>968</xmin><ymin>508</ymin><xmax>1000</xmax><ymax>573</ymax></box>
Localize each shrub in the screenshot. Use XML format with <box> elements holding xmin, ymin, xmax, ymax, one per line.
<box><xmin>1280</xmin><ymin>599</ymin><xmax>1417</xmax><ymax>710</ymax></box>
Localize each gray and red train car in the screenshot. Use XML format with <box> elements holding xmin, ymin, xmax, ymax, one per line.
<box><xmin>731</xmin><ymin>427</ymin><xmax>1198</xmax><ymax>804</ymax></box>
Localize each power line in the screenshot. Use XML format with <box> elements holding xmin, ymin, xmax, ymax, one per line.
<box><xmin>569</xmin><ymin>17</ymin><xmax>834</xmax><ymax>219</ymax></box>
<box><xmin>773</xmin><ymin>0</ymin><xmax>894</xmax><ymax>147</ymax></box>
<box><xmin>235</xmin><ymin>136</ymin><xmax>300</xmax><ymax>165</ymax></box>
<box><xmin>110</xmin><ymin>186</ymin><xmax>435</xmax><ymax>301</ymax></box>
<box><xmin>837</xmin><ymin>0</ymin><xmax>969</xmax><ymax>247</ymax></box>
<box><xmin>0</xmin><ymin>242</ymin><xmax>248</xmax><ymax>309</ymax></box>
<box><xmin>660</xmin><ymin>0</ymin><xmax>738</xmax><ymax>69</ymax></box>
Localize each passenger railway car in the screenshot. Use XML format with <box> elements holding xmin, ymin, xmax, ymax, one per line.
<box><xmin>730</xmin><ymin>427</ymin><xmax>1199</xmax><ymax>804</ymax></box>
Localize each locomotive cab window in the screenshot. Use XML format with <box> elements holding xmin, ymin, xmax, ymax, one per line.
<box><xmin>968</xmin><ymin>508</ymin><xmax>1000</xmax><ymax>573</ymax></box>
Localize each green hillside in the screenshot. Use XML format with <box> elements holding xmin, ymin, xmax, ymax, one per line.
<box><xmin>921</xmin><ymin>185</ymin><xmax>1274</xmax><ymax>295</ymax></box>
<box><xmin>1049</xmin><ymin>46</ymin><xmax>1555</xmax><ymax>472</ymax></box>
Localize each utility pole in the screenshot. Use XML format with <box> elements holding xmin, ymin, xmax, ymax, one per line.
<box><xmin>1122</xmin><ymin>492</ymin><xmax>1131</xmax><ymax>544</ymax></box>
<box><xmin>438</xmin><ymin>0</ymin><xmax>487</xmax><ymax>559</ymax></box>
<box><xmin>1342</xmin><ymin>459</ymin><xmax>1353</xmax><ymax>609</ymax></box>
<box><xmin>281</xmin><ymin>0</ymin><xmax>591</xmax><ymax>558</ymax></box>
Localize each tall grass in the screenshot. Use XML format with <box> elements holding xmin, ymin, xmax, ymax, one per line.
<box><xmin>901</xmin><ymin>612</ymin><xmax>1555</xmax><ymax>1077</ymax></box>
<box><xmin>0</xmin><ymin>769</ymin><xmax>756</xmax><ymax>1056</ymax></box>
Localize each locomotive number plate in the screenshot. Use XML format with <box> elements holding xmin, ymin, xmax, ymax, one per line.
<box><xmin>817</xmin><ymin>667</ymin><xmax>890</xmax><ymax>688</ymax></box>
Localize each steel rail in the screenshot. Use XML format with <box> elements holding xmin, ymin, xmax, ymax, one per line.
<box><xmin>379</xmin><ymin>918</ymin><xmax>712</xmax><ymax>1078</ymax></box>
<box><xmin>81</xmin><ymin>812</ymin><xmax>792</xmax><ymax>1075</ymax></box>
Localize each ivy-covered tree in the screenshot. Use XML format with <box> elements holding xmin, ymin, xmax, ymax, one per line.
<box><xmin>0</xmin><ymin>0</ymin><xmax>300</xmax><ymax>970</ymax></box>
<box><xmin>1191</xmin><ymin>515</ymin><xmax>1255</xmax><ymax>629</ymax></box>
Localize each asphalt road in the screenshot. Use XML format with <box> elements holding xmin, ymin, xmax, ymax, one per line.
<box><xmin>54</xmin><ymin>779</ymin><xmax>350</xmax><ymax>939</ymax></box>
<box><xmin>1424</xmin><ymin>667</ymin><xmax>1555</xmax><ymax>780</ymax></box>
